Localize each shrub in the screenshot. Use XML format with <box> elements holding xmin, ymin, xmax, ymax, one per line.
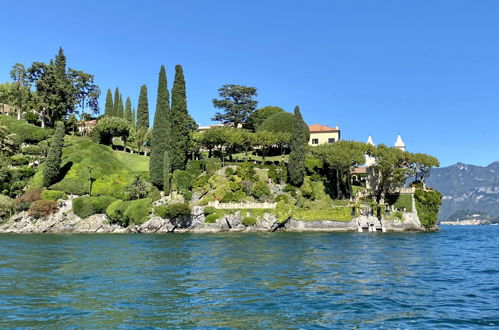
<box><xmin>203</xmin><ymin>158</ymin><xmax>221</xmax><ymax>175</ymax></box>
<box><xmin>14</xmin><ymin>188</ymin><xmax>42</xmax><ymax>212</ymax></box>
<box><xmin>205</xmin><ymin>213</ymin><xmax>221</xmax><ymax>223</ymax></box>
<box><xmin>242</xmin><ymin>216</ymin><xmax>257</xmax><ymax>226</ymax></box>
<box><xmin>293</xmin><ymin>207</ymin><xmax>353</xmax><ymax>221</ymax></box>
<box><xmin>22</xmin><ymin>145</ymin><xmax>43</xmax><ymax>155</ymax></box>
<box><xmin>182</xmin><ymin>191</ymin><xmax>192</xmax><ymax>202</ymax></box>
<box><xmin>10</xmin><ymin>155</ymin><xmax>29</xmax><ymax>166</ymax></box>
<box><xmin>161</xmin><ymin>202</ymin><xmax>191</xmax><ymax>219</ymax></box>
<box><xmin>240</xmin><ymin>180</ymin><xmax>253</xmax><ymax>195</ymax></box>
<box><xmin>125</xmin><ymin>176</ymin><xmax>151</xmax><ymax>200</ymax></box>
<box><xmin>203</xmin><ymin>206</ymin><xmax>216</xmax><ymax>215</ymax></box>
<box><xmin>41</xmin><ymin>190</ymin><xmax>68</xmax><ymax>201</ymax></box>
<box><xmin>305</xmin><ymin>156</ymin><xmax>322</xmax><ymax>174</ymax></box>
<box><xmin>251</xmin><ymin>181</ymin><xmax>271</xmax><ymax>201</ymax></box>
<box><xmin>414</xmin><ymin>189</ymin><xmax>442</xmax><ymax>229</ymax></box>
<box><xmin>236</xmin><ymin>163</ymin><xmax>256</xmax><ymax>181</ymax></box>
<box><xmin>106</xmin><ymin>200</ymin><xmax>126</xmax><ymax>224</ymax></box>
<box><xmin>186</xmin><ymin>160</ymin><xmax>203</xmax><ymax>177</ymax></box>
<box><xmin>106</xmin><ymin>198</ymin><xmax>152</xmax><ymax>226</ymax></box>
<box><xmin>192</xmin><ymin>174</ymin><xmax>209</xmax><ymax>188</ymax></box>
<box><xmin>73</xmin><ymin>195</ymin><xmax>116</xmax><ymax>219</ymax></box>
<box><xmin>148</xmin><ymin>186</ymin><xmax>161</xmax><ymax>201</ymax></box>
<box><xmin>284</xmin><ymin>184</ymin><xmax>297</xmax><ymax>197</ymax></box>
<box><xmin>300</xmin><ymin>178</ymin><xmax>313</xmax><ymax>198</ymax></box>
<box><xmin>28</xmin><ymin>200</ymin><xmax>58</xmax><ymax>219</ymax></box>
<box><xmin>0</xmin><ymin>115</ymin><xmax>50</xmax><ymax>146</ymax></box>
<box><xmin>225</xmin><ymin>167</ymin><xmax>234</xmax><ymax>176</ymax></box>
<box><xmin>0</xmin><ymin>195</ymin><xmax>13</xmax><ymax>221</ymax></box>
<box><xmin>221</xmin><ymin>191</ymin><xmax>234</xmax><ymax>202</ymax></box>
<box><xmin>232</xmin><ymin>190</ymin><xmax>246</xmax><ymax>202</ymax></box>
<box><xmin>258</xmin><ymin>112</ymin><xmax>295</xmax><ymax>135</ymax></box>
<box><xmin>274</xmin><ymin>194</ymin><xmax>289</xmax><ymax>203</ymax></box>
<box><xmin>173</xmin><ymin>170</ymin><xmax>193</xmax><ymax>192</ymax></box>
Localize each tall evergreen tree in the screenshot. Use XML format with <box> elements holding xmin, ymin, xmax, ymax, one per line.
<box><xmin>104</xmin><ymin>88</ymin><xmax>113</xmax><ymax>116</ymax></box>
<box><xmin>163</xmin><ymin>149</ymin><xmax>172</xmax><ymax>195</ymax></box>
<box><xmin>131</xmin><ymin>108</ymin><xmax>136</xmax><ymax>128</ymax></box>
<box><xmin>149</xmin><ymin>65</ymin><xmax>170</xmax><ymax>188</ymax></box>
<box><xmin>124</xmin><ymin>97</ymin><xmax>133</xmax><ymax>123</ymax></box>
<box><xmin>170</xmin><ymin>65</ymin><xmax>191</xmax><ymax>170</ymax></box>
<box><xmin>137</xmin><ymin>85</ymin><xmax>149</xmax><ymax>129</ymax></box>
<box><xmin>113</xmin><ymin>87</ymin><xmax>120</xmax><ymax>117</ymax></box>
<box><xmin>118</xmin><ymin>94</ymin><xmax>124</xmax><ymax>117</ymax></box>
<box><xmin>288</xmin><ymin>106</ymin><xmax>309</xmax><ymax>186</ymax></box>
<box><xmin>43</xmin><ymin>121</ymin><xmax>65</xmax><ymax>187</ymax></box>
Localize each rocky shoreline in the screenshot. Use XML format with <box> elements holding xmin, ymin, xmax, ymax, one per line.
<box><xmin>0</xmin><ymin>201</ymin><xmax>428</xmax><ymax>233</ymax></box>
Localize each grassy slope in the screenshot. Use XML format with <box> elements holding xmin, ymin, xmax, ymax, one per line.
<box><xmin>0</xmin><ymin>115</ymin><xmax>52</xmax><ymax>145</ymax></box>
<box><xmin>33</xmin><ymin>136</ymin><xmax>149</xmax><ymax>198</ymax></box>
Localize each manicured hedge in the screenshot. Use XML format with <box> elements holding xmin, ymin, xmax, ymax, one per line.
<box><xmin>205</xmin><ymin>213</ymin><xmax>221</xmax><ymax>223</ymax></box>
<box><xmin>156</xmin><ymin>202</ymin><xmax>191</xmax><ymax>219</ymax></box>
<box><xmin>41</xmin><ymin>190</ymin><xmax>68</xmax><ymax>201</ymax></box>
<box><xmin>72</xmin><ymin>195</ymin><xmax>116</xmax><ymax>219</ymax></box>
<box><xmin>242</xmin><ymin>216</ymin><xmax>257</xmax><ymax>226</ymax></box>
<box><xmin>173</xmin><ymin>170</ymin><xmax>193</xmax><ymax>192</ymax></box>
<box><xmin>0</xmin><ymin>115</ymin><xmax>51</xmax><ymax>146</ymax></box>
<box><xmin>105</xmin><ymin>198</ymin><xmax>152</xmax><ymax>226</ymax></box>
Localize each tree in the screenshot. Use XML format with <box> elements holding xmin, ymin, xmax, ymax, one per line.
<box><xmin>124</xmin><ymin>97</ymin><xmax>133</xmax><ymax>123</ymax></box>
<box><xmin>128</xmin><ymin>127</ymin><xmax>149</xmax><ymax>154</ymax></box>
<box><xmin>66</xmin><ymin>114</ymin><xmax>77</xmax><ymax>134</ymax></box>
<box><xmin>113</xmin><ymin>88</ymin><xmax>120</xmax><ymax>117</ymax></box>
<box><xmin>149</xmin><ymin>65</ymin><xmax>170</xmax><ymax>189</ymax></box>
<box><xmin>0</xmin><ymin>126</ymin><xmax>16</xmax><ymax>156</ymax></box>
<box><xmin>119</xmin><ymin>94</ymin><xmax>124</xmax><ymax>118</ymax></box>
<box><xmin>68</xmin><ymin>69</ymin><xmax>100</xmax><ymax>116</ymax></box>
<box><xmin>9</xmin><ymin>63</ymin><xmax>33</xmax><ymax>120</ymax></box>
<box><xmin>212</xmin><ymin>84</ymin><xmax>258</xmax><ymax>128</ymax></box>
<box><xmin>288</xmin><ymin>106</ymin><xmax>309</xmax><ymax>186</ymax></box>
<box><xmin>43</xmin><ymin>121</ymin><xmax>65</xmax><ymax>187</ymax></box>
<box><xmin>163</xmin><ymin>148</ymin><xmax>172</xmax><ymax>195</ymax></box>
<box><xmin>126</xmin><ymin>176</ymin><xmax>151</xmax><ymax>200</ymax></box>
<box><xmin>258</xmin><ymin>111</ymin><xmax>295</xmax><ymax>135</ymax></box>
<box><xmin>408</xmin><ymin>153</ymin><xmax>440</xmax><ymax>186</ymax></box>
<box><xmin>243</xmin><ymin>106</ymin><xmax>284</xmax><ymax>132</ymax></box>
<box><xmin>92</xmin><ymin>116</ymin><xmax>130</xmax><ymax>146</ymax></box>
<box><xmin>255</xmin><ymin>130</ymin><xmax>278</xmax><ymax>161</ymax></box>
<box><xmin>104</xmin><ymin>89</ymin><xmax>113</xmax><ymax>116</ymax></box>
<box><xmin>137</xmin><ymin>84</ymin><xmax>149</xmax><ymax>129</ymax></box>
<box><xmin>170</xmin><ymin>64</ymin><xmax>192</xmax><ymax>170</ymax></box>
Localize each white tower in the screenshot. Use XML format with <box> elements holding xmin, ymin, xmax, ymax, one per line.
<box><xmin>365</xmin><ymin>135</ymin><xmax>376</xmax><ymax>166</ymax></box>
<box><xmin>394</xmin><ymin>134</ymin><xmax>405</xmax><ymax>151</ymax></box>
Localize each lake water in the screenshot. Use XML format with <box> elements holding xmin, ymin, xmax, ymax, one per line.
<box><xmin>0</xmin><ymin>226</ymin><xmax>498</xmax><ymax>328</ymax></box>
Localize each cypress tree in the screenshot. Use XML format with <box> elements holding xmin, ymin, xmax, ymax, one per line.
<box><xmin>137</xmin><ymin>85</ymin><xmax>149</xmax><ymax>129</ymax></box>
<box><xmin>43</xmin><ymin>121</ymin><xmax>65</xmax><ymax>187</ymax></box>
<box><xmin>288</xmin><ymin>106</ymin><xmax>309</xmax><ymax>186</ymax></box>
<box><xmin>104</xmin><ymin>89</ymin><xmax>113</xmax><ymax>116</ymax></box>
<box><xmin>169</xmin><ymin>64</ymin><xmax>191</xmax><ymax>170</ymax></box>
<box><xmin>131</xmin><ymin>108</ymin><xmax>136</xmax><ymax>129</ymax></box>
<box><xmin>125</xmin><ymin>97</ymin><xmax>133</xmax><ymax>123</ymax></box>
<box><xmin>118</xmin><ymin>94</ymin><xmax>124</xmax><ymax>118</ymax></box>
<box><xmin>163</xmin><ymin>149</ymin><xmax>172</xmax><ymax>195</ymax></box>
<box><xmin>149</xmin><ymin>65</ymin><xmax>170</xmax><ymax>188</ymax></box>
<box><xmin>113</xmin><ymin>87</ymin><xmax>120</xmax><ymax>117</ymax></box>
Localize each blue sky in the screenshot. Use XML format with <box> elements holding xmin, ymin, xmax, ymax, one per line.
<box><xmin>1</xmin><ymin>0</ymin><xmax>498</xmax><ymax>167</ymax></box>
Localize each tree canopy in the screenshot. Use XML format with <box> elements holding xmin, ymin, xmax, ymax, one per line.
<box><xmin>212</xmin><ymin>84</ymin><xmax>258</xmax><ymax>128</ymax></box>
<box><xmin>243</xmin><ymin>106</ymin><xmax>284</xmax><ymax>132</ymax></box>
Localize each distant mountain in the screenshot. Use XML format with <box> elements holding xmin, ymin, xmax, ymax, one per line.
<box><xmin>426</xmin><ymin>162</ymin><xmax>499</xmax><ymax>220</ymax></box>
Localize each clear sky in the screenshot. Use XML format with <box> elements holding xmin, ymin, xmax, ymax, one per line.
<box><xmin>1</xmin><ymin>0</ymin><xmax>498</xmax><ymax>167</ymax></box>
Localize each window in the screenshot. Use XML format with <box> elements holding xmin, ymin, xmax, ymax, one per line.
<box><xmin>312</xmin><ymin>139</ymin><xmax>319</xmax><ymax>145</ymax></box>
<box><xmin>328</xmin><ymin>138</ymin><xmax>335</xmax><ymax>144</ymax></box>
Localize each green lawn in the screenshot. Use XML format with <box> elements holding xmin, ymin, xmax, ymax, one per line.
<box><xmin>33</xmin><ymin>136</ymin><xmax>149</xmax><ymax>198</ymax></box>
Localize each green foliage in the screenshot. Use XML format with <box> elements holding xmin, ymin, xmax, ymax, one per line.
<box><xmin>414</xmin><ymin>189</ymin><xmax>442</xmax><ymax>229</ymax></box>
<box><xmin>293</xmin><ymin>207</ymin><xmax>353</xmax><ymax>221</ymax></box>
<box><xmin>41</xmin><ymin>189</ymin><xmax>67</xmax><ymax>201</ymax></box>
<box><xmin>72</xmin><ymin>195</ymin><xmax>116</xmax><ymax>219</ymax></box>
<box><xmin>149</xmin><ymin>65</ymin><xmax>170</xmax><ymax>188</ymax></box>
<box><xmin>170</xmin><ymin>64</ymin><xmax>193</xmax><ymax>171</ymax></box>
<box><xmin>106</xmin><ymin>197</ymin><xmax>152</xmax><ymax>226</ymax></box>
<box><xmin>203</xmin><ymin>206</ymin><xmax>216</xmax><ymax>215</ymax></box>
<box><xmin>225</xmin><ymin>167</ymin><xmax>234</xmax><ymax>176</ymax></box>
<box><xmin>47</xmin><ymin>137</ymin><xmax>149</xmax><ymax>198</ymax></box>
<box><xmin>205</xmin><ymin>213</ymin><xmax>221</xmax><ymax>223</ymax></box>
<box><xmin>10</xmin><ymin>154</ymin><xmax>29</xmax><ymax>166</ymax></box>
<box><xmin>125</xmin><ymin>176</ymin><xmax>151</xmax><ymax>200</ymax></box>
<box><xmin>125</xmin><ymin>97</ymin><xmax>133</xmax><ymax>124</ymax></box>
<box><xmin>14</xmin><ymin>188</ymin><xmax>41</xmax><ymax>211</ymax></box>
<box><xmin>251</xmin><ymin>181</ymin><xmax>271</xmax><ymax>201</ymax></box>
<box><xmin>242</xmin><ymin>216</ymin><xmax>257</xmax><ymax>226</ymax></box>
<box><xmin>236</xmin><ymin>162</ymin><xmax>257</xmax><ymax>181</ymax></box>
<box><xmin>148</xmin><ymin>186</ymin><xmax>161</xmax><ymax>201</ymax></box>
<box><xmin>288</xmin><ymin>106</ymin><xmax>309</xmax><ymax>186</ymax></box>
<box><xmin>212</xmin><ymin>84</ymin><xmax>258</xmax><ymax>128</ymax></box>
<box><xmin>386</xmin><ymin>194</ymin><xmax>413</xmax><ymax>212</ymax></box>
<box><xmin>28</xmin><ymin>199</ymin><xmax>58</xmax><ymax>219</ymax></box>
<box><xmin>43</xmin><ymin>121</ymin><xmax>65</xmax><ymax>187</ymax></box>
<box><xmin>104</xmin><ymin>88</ymin><xmax>114</xmax><ymax>116</ymax></box>
<box><xmin>92</xmin><ymin>116</ymin><xmax>130</xmax><ymax>146</ymax></box>
<box><xmin>186</xmin><ymin>160</ymin><xmax>203</xmax><ymax>177</ymax></box>
<box><xmin>0</xmin><ymin>195</ymin><xmax>13</xmax><ymax>221</ymax></box>
<box><xmin>137</xmin><ymin>84</ymin><xmax>149</xmax><ymax>129</ymax></box>
<box><xmin>300</xmin><ymin>177</ymin><xmax>313</xmax><ymax>198</ymax></box>
<box><xmin>21</xmin><ymin>145</ymin><xmax>43</xmax><ymax>155</ymax></box>
<box><xmin>0</xmin><ymin>115</ymin><xmax>50</xmax><ymax>146</ymax></box>
<box><xmin>203</xmin><ymin>158</ymin><xmax>221</xmax><ymax>175</ymax></box>
<box><xmin>258</xmin><ymin>111</ymin><xmax>295</xmax><ymax>135</ymax></box>
<box><xmin>173</xmin><ymin>169</ymin><xmax>193</xmax><ymax>193</ymax></box>
<box><xmin>243</xmin><ymin>106</ymin><xmax>284</xmax><ymax>132</ymax></box>
<box><xmin>113</xmin><ymin>88</ymin><xmax>121</xmax><ymax>117</ymax></box>
<box><xmin>161</xmin><ymin>202</ymin><xmax>191</xmax><ymax>219</ymax></box>
<box><xmin>24</xmin><ymin>112</ymin><xmax>40</xmax><ymax>125</ymax></box>
<box><xmin>386</xmin><ymin>211</ymin><xmax>404</xmax><ymax>220</ymax></box>
<box><xmin>182</xmin><ymin>191</ymin><xmax>192</xmax><ymax>201</ymax></box>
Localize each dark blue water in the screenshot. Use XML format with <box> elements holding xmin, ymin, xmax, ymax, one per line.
<box><xmin>0</xmin><ymin>226</ymin><xmax>498</xmax><ymax>328</ymax></box>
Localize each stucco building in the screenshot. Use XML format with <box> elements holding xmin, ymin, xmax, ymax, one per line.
<box><xmin>308</xmin><ymin>124</ymin><xmax>340</xmax><ymax>146</ymax></box>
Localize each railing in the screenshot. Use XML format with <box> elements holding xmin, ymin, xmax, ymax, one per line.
<box><xmin>208</xmin><ymin>201</ymin><xmax>277</xmax><ymax>209</ymax></box>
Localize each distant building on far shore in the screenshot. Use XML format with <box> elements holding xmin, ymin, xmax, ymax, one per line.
<box><xmin>308</xmin><ymin>124</ymin><xmax>340</xmax><ymax>146</ymax></box>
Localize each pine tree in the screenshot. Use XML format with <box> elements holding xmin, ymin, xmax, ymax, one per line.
<box><xmin>137</xmin><ymin>85</ymin><xmax>149</xmax><ymax>129</ymax></box>
<box><xmin>288</xmin><ymin>106</ymin><xmax>309</xmax><ymax>186</ymax></box>
<box><xmin>149</xmin><ymin>65</ymin><xmax>170</xmax><ymax>188</ymax></box>
<box><xmin>113</xmin><ymin>87</ymin><xmax>120</xmax><ymax>117</ymax></box>
<box><xmin>43</xmin><ymin>121</ymin><xmax>65</xmax><ymax>187</ymax></box>
<box><xmin>125</xmin><ymin>97</ymin><xmax>133</xmax><ymax>123</ymax></box>
<box><xmin>169</xmin><ymin>64</ymin><xmax>191</xmax><ymax>170</ymax></box>
<box><xmin>104</xmin><ymin>89</ymin><xmax>113</xmax><ymax>116</ymax></box>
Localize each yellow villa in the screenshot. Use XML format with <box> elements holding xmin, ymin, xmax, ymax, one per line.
<box><xmin>308</xmin><ymin>124</ymin><xmax>341</xmax><ymax>146</ymax></box>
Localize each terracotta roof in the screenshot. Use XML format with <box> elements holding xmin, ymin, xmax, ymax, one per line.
<box><xmin>308</xmin><ymin>124</ymin><xmax>339</xmax><ymax>133</ymax></box>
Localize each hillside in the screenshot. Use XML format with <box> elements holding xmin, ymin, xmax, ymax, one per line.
<box><xmin>33</xmin><ymin>136</ymin><xmax>149</xmax><ymax>199</ymax></box>
<box><xmin>426</xmin><ymin>162</ymin><xmax>499</xmax><ymax>220</ymax></box>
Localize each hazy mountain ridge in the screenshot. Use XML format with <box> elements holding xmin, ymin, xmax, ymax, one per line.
<box><xmin>426</xmin><ymin>161</ymin><xmax>499</xmax><ymax>220</ymax></box>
